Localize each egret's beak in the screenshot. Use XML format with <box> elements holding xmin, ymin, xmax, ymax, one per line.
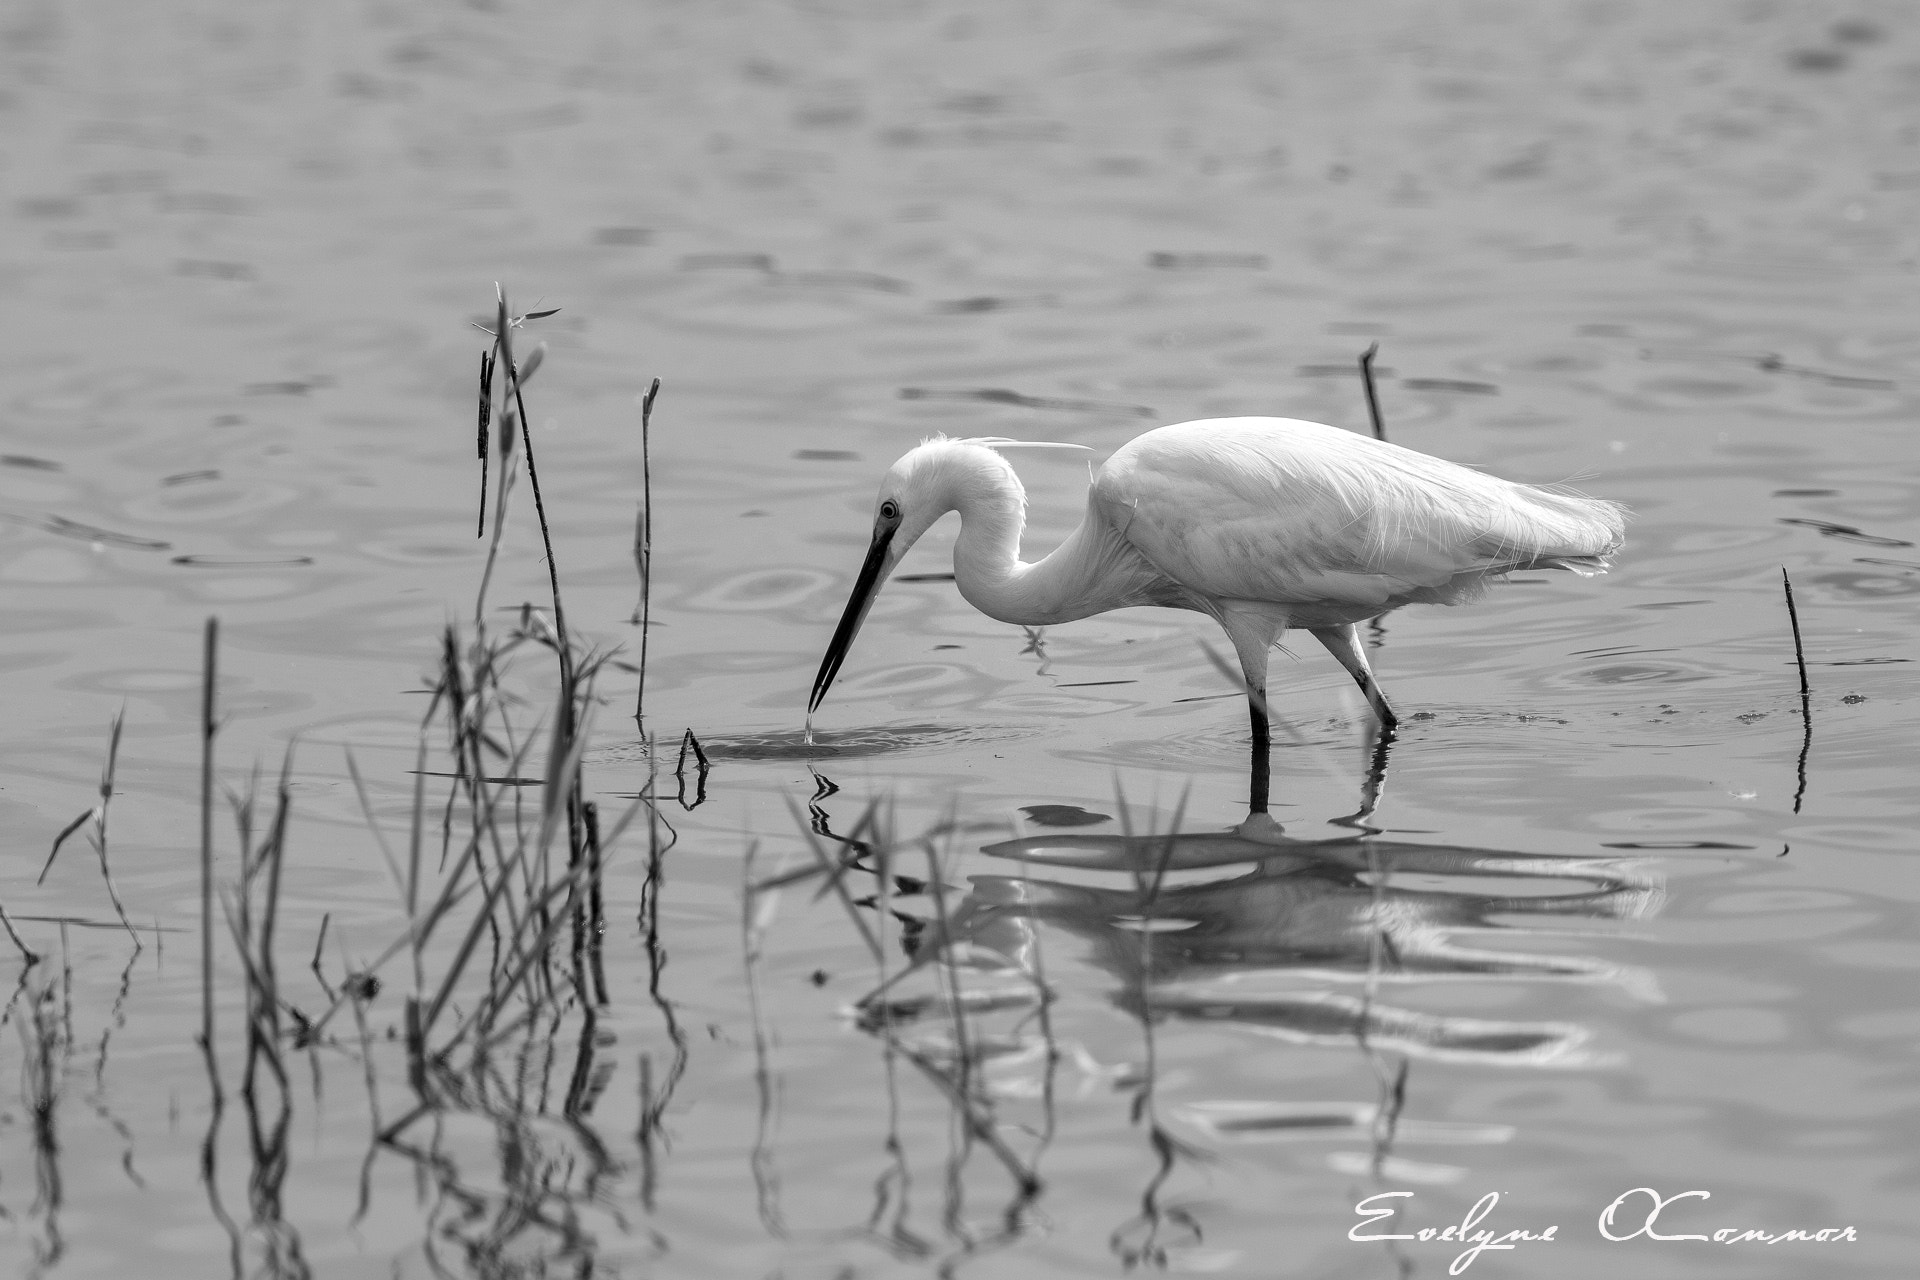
<box><xmin>809</xmin><ymin>524</ymin><xmax>896</xmax><ymax>713</ymax></box>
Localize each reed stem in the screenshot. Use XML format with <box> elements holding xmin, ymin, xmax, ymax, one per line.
<box><xmin>1783</xmin><ymin>568</ymin><xmax>1813</xmax><ymax>814</ymax></box>
<box><xmin>634</xmin><ymin>378</ymin><xmax>661</xmax><ymax>729</ymax></box>
<box><xmin>1359</xmin><ymin>343</ymin><xmax>1386</xmax><ymax>442</ymax></box>
<box><xmin>200</xmin><ymin>616</ymin><xmax>222</xmax><ymax>1096</ymax></box>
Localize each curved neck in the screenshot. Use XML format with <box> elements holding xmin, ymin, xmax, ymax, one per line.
<box><xmin>924</xmin><ymin>446</ymin><xmax>1156</xmax><ymax>627</ymax></box>
<box><xmin>917</xmin><ymin>446</ymin><xmax>1029</xmax><ymax>617</ymax></box>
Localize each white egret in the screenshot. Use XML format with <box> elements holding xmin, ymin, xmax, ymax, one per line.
<box><xmin>809</xmin><ymin>417</ymin><xmax>1625</xmax><ymax>810</ymax></box>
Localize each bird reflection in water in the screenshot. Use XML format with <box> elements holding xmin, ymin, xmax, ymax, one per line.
<box><xmin>830</xmin><ymin>724</ymin><xmax>1658</xmax><ymax>1071</ymax></box>
<box><xmin>844</xmin><ymin>801</ymin><xmax>1660</xmax><ymax>1088</ymax></box>
<box><xmin>967</xmin><ymin>817</ymin><xmax>1659</xmax><ymax>1065</ymax></box>
<box><xmin>793</xmin><ymin>754</ymin><xmax>1662</xmax><ymax>1266</ymax></box>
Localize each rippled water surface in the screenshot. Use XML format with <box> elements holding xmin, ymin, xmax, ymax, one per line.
<box><xmin>3</xmin><ymin>3</ymin><xmax>1918</xmax><ymax>1277</ymax></box>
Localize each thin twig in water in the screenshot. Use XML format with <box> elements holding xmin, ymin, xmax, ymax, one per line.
<box><xmin>1783</xmin><ymin>568</ymin><xmax>1812</xmax><ymax>815</ymax></box>
<box><xmin>476</xmin><ymin>349</ymin><xmax>494</xmax><ymax>538</ymax></box>
<box><xmin>472</xmin><ymin>418</ymin><xmax>520</xmax><ymax>625</ymax></box>
<box><xmin>583</xmin><ymin>800</ymin><xmax>609</xmax><ymax>1006</ymax></box>
<box><xmin>0</xmin><ymin>900</ymin><xmax>34</xmax><ymax>963</ymax></box>
<box><xmin>309</xmin><ymin>914</ymin><xmax>332</xmax><ymax>1002</ymax></box>
<box><xmin>196</xmin><ymin>616</ymin><xmax>238</xmax><ymax>1260</ymax></box>
<box><xmin>344</xmin><ymin>750</ymin><xmax>409</xmax><ymax>901</ymax></box>
<box><xmin>634</xmin><ymin>377</ymin><xmax>662</xmax><ymax>728</ymax></box>
<box><xmin>488</xmin><ymin>287</ymin><xmax>572</xmax><ymax>701</ymax></box>
<box><xmin>1359</xmin><ymin>343</ymin><xmax>1387</xmax><ymax>443</ymax></box>
<box><xmin>40</xmin><ymin>709</ymin><xmax>139</xmax><ymax>946</ymax></box>
<box><xmin>199</xmin><ymin>619</ymin><xmax>220</xmax><ymax>1079</ymax></box>
<box><xmin>407</xmin><ymin>735</ymin><xmax>427</xmax><ymax>997</ymax></box>
<box><xmin>675</xmin><ymin>728</ymin><xmax>709</xmax><ymax>809</ymax></box>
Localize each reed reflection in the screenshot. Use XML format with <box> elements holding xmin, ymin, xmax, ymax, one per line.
<box><xmin>785</xmin><ymin>754</ymin><xmax>1664</xmax><ymax>1272</ymax></box>
<box><xmin>815</xmin><ymin>766</ymin><xmax>1659</xmax><ymax>1257</ymax></box>
<box><xmin>764</xmin><ymin>782</ymin><xmax>1048</xmax><ymax>1268</ymax></box>
<box><xmin>17</xmin><ymin>974</ymin><xmax>67</xmax><ymax>1276</ymax></box>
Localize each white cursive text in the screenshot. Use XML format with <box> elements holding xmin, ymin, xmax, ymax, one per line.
<box><xmin>1350</xmin><ymin>1192</ymin><xmax>1557</xmax><ymax>1275</ymax></box>
<box><xmin>1598</xmin><ymin>1188</ymin><xmax>1858</xmax><ymax>1245</ymax></box>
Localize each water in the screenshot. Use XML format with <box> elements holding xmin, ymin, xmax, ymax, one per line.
<box><xmin>2</xmin><ymin>2</ymin><xmax>1918</xmax><ymax>1276</ymax></box>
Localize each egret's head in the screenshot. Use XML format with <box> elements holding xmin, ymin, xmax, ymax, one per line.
<box><xmin>808</xmin><ymin>440</ymin><xmax>977</xmax><ymax>714</ymax></box>
<box><xmin>809</xmin><ymin>436</ymin><xmax>1085</xmax><ymax>715</ymax></box>
<box><xmin>877</xmin><ymin>440</ymin><xmax>1005</xmax><ymax>551</ymax></box>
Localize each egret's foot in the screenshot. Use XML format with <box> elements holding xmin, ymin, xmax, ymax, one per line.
<box><xmin>1233</xmin><ymin>811</ymin><xmax>1289</xmax><ymax>844</ymax></box>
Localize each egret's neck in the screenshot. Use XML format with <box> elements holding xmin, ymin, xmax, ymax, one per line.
<box><xmin>927</xmin><ymin>446</ymin><xmax>1163</xmax><ymax>627</ymax></box>
<box><xmin>939</xmin><ymin>450</ymin><xmax>1030</xmax><ymax>613</ymax></box>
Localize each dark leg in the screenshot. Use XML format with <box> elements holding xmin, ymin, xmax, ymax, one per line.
<box><xmin>1312</xmin><ymin>624</ymin><xmax>1398</xmax><ymax>728</ymax></box>
<box><xmin>1247</xmin><ymin>682</ymin><xmax>1271</xmax><ymax>814</ymax></box>
<box><xmin>1219</xmin><ymin>609</ymin><xmax>1285</xmax><ymax>818</ymax></box>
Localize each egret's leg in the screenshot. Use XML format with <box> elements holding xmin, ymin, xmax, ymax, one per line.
<box><xmin>1221</xmin><ymin>611</ymin><xmax>1284</xmax><ymax>815</ymax></box>
<box><xmin>1312</xmin><ymin>624</ymin><xmax>1398</xmax><ymax>728</ymax></box>
<box><xmin>1246</xmin><ymin>674</ymin><xmax>1271</xmax><ymax>814</ymax></box>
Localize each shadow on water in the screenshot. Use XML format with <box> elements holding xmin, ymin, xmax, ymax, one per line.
<box><xmin>772</xmin><ymin>765</ymin><xmax>1666</xmax><ymax>1266</ymax></box>
<box><xmin>849</xmin><ymin>811</ymin><xmax>1663</xmax><ymax>1067</ymax></box>
<box><xmin>972</xmin><ymin>820</ymin><xmax>1661</xmax><ymax>1065</ymax></box>
<box><xmin>596</xmin><ymin>722</ymin><xmax>1034</xmax><ymax>763</ymax></box>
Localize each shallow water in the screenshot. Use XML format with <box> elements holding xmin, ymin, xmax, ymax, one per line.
<box><xmin>3</xmin><ymin>2</ymin><xmax>1919</xmax><ymax>1277</ymax></box>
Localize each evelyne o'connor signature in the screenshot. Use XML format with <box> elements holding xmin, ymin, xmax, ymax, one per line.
<box><xmin>1351</xmin><ymin>1189</ymin><xmax>1858</xmax><ymax>1275</ymax></box>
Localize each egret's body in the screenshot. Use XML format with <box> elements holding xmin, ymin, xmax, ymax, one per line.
<box><xmin>811</xmin><ymin>417</ymin><xmax>1625</xmax><ymax>809</ymax></box>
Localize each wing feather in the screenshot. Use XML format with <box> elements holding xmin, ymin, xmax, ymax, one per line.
<box><xmin>1093</xmin><ymin>418</ymin><xmax>1625</xmax><ymax>610</ymax></box>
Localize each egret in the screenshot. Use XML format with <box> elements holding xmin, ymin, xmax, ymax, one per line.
<box><xmin>809</xmin><ymin>417</ymin><xmax>1626</xmax><ymax>811</ymax></box>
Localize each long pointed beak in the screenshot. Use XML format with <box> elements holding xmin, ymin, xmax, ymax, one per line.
<box><xmin>809</xmin><ymin>525</ymin><xmax>896</xmax><ymax>714</ymax></box>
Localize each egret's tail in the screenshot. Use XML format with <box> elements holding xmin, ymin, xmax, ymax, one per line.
<box><xmin>1526</xmin><ymin>553</ymin><xmax>1613</xmax><ymax>577</ymax></box>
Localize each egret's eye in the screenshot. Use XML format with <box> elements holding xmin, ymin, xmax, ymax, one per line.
<box><xmin>880</xmin><ymin>500</ymin><xmax>900</xmax><ymax>521</ymax></box>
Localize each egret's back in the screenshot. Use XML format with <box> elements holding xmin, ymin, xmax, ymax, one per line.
<box><xmin>1093</xmin><ymin>418</ymin><xmax>1625</xmax><ymax>618</ymax></box>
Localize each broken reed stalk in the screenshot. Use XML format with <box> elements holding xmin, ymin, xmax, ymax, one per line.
<box><xmin>1783</xmin><ymin>568</ymin><xmax>1812</xmax><ymax>814</ymax></box>
<box><xmin>1359</xmin><ymin>343</ymin><xmax>1387</xmax><ymax>443</ymax></box>
<box><xmin>225</xmin><ymin>758</ymin><xmax>294</xmax><ymax>1116</ymax></box>
<box><xmin>473</xmin><ymin>411</ymin><xmax>519</xmax><ymax>626</ymax></box>
<box><xmin>476</xmin><ymin>349</ymin><xmax>495</xmax><ymax>539</ymax></box>
<box><xmin>491</xmin><ymin>288</ymin><xmax>572</xmax><ymax>701</ymax></box>
<box><xmin>583</xmin><ymin>800</ymin><xmax>609</xmax><ymax>1006</ymax></box>
<box><xmin>675</xmin><ymin>728</ymin><xmax>709</xmax><ymax>809</ymax></box>
<box><xmin>473</xmin><ymin>289</ymin><xmax>603</xmax><ymax>1008</ymax></box>
<box><xmin>225</xmin><ymin>764</ymin><xmax>302</xmax><ymax>1267</ymax></box>
<box><xmin>257</xmin><ymin>747</ymin><xmax>294</xmax><ymax>1023</ymax></box>
<box><xmin>633</xmin><ymin>378</ymin><xmax>661</xmax><ymax>728</ymax></box>
<box><xmin>39</xmin><ymin>708</ymin><xmax>139</xmax><ymax>945</ymax></box>
<box><xmin>93</xmin><ymin>710</ymin><xmax>135</xmax><ymax>940</ymax></box>
<box><xmin>193</xmin><ymin>618</ymin><xmax>239</xmax><ymax>1268</ymax></box>
<box><xmin>1782</xmin><ymin>567</ymin><xmax>1811</xmax><ymax>707</ymax></box>
<box><xmin>0</xmin><ymin>898</ymin><xmax>33</xmax><ymax>962</ymax></box>
<box><xmin>408</xmin><ymin>734</ymin><xmax>428</xmax><ymax>997</ymax></box>
<box><xmin>640</xmin><ymin>743</ymin><xmax>689</xmax><ymax>1130</ymax></box>
<box><xmin>200</xmin><ymin>618</ymin><xmax>220</xmax><ymax>1085</ymax></box>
